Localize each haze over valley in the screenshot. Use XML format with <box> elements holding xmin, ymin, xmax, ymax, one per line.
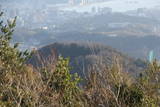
<box><xmin>1</xmin><ymin>0</ymin><xmax>160</xmax><ymax>60</ymax></box>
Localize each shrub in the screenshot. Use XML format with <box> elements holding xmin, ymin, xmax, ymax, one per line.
<box><xmin>0</xmin><ymin>12</ymin><xmax>84</xmax><ymax>107</ymax></box>
<box><xmin>40</xmin><ymin>56</ymin><xmax>84</xmax><ymax>106</ymax></box>
<box><xmin>138</xmin><ymin>60</ymin><xmax>160</xmax><ymax>106</ymax></box>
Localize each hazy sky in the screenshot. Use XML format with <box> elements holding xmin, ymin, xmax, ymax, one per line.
<box><xmin>63</xmin><ymin>0</ymin><xmax>160</xmax><ymax>12</ymax></box>
<box><xmin>1</xmin><ymin>0</ymin><xmax>160</xmax><ymax>13</ymax></box>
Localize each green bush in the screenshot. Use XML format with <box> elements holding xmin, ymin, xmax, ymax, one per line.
<box><xmin>138</xmin><ymin>60</ymin><xmax>160</xmax><ymax>106</ymax></box>
<box><xmin>0</xmin><ymin>12</ymin><xmax>83</xmax><ymax>107</ymax></box>
<box><xmin>40</xmin><ymin>56</ymin><xmax>83</xmax><ymax>106</ymax></box>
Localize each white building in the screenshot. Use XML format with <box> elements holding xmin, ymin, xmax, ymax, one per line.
<box><xmin>69</xmin><ymin>0</ymin><xmax>75</xmax><ymax>5</ymax></box>
<box><xmin>80</xmin><ymin>0</ymin><xmax>89</xmax><ymax>5</ymax></box>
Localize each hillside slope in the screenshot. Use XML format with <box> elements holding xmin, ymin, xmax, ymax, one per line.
<box><xmin>28</xmin><ymin>42</ymin><xmax>145</xmax><ymax>76</ymax></box>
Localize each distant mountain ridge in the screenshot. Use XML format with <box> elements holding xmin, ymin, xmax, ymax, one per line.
<box><xmin>27</xmin><ymin>42</ymin><xmax>146</xmax><ymax>77</ymax></box>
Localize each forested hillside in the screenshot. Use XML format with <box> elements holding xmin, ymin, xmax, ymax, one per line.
<box><xmin>28</xmin><ymin>42</ymin><xmax>146</xmax><ymax>77</ymax></box>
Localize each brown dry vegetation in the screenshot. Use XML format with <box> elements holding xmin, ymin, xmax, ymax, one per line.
<box><xmin>0</xmin><ymin>12</ymin><xmax>160</xmax><ymax>107</ymax></box>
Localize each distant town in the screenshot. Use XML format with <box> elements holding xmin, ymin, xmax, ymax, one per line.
<box><xmin>1</xmin><ymin>0</ymin><xmax>160</xmax><ymax>60</ymax></box>
<box><xmin>0</xmin><ymin>0</ymin><xmax>113</xmax><ymax>30</ymax></box>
